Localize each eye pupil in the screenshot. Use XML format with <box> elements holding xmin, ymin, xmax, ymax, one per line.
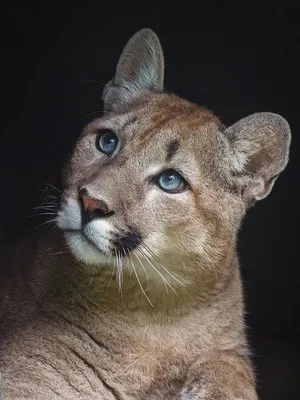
<box><xmin>96</xmin><ymin>130</ymin><xmax>118</xmax><ymax>155</ymax></box>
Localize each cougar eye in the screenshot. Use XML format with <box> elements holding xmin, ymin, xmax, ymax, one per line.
<box><xmin>157</xmin><ymin>169</ymin><xmax>187</xmax><ymax>193</ymax></box>
<box><xmin>96</xmin><ymin>130</ymin><xmax>118</xmax><ymax>155</ymax></box>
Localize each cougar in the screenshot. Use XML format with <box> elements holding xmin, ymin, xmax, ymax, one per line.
<box><xmin>0</xmin><ymin>28</ymin><xmax>291</xmax><ymax>399</ymax></box>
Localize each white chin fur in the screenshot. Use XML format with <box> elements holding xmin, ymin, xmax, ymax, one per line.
<box><xmin>65</xmin><ymin>231</ymin><xmax>109</xmax><ymax>266</ymax></box>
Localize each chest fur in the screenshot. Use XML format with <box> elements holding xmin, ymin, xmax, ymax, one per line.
<box><xmin>2</xmin><ymin>306</ymin><xmax>200</xmax><ymax>399</ymax></box>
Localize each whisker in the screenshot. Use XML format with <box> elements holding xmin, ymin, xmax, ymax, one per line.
<box><xmin>79</xmin><ymin>79</ymin><xmax>107</xmax><ymax>86</ymax></box>
<box><xmin>46</xmin><ymin>242</ymin><xmax>70</xmax><ymax>256</ymax></box>
<box><xmin>49</xmin><ymin>223</ymin><xmax>59</xmax><ymax>234</ymax></box>
<box><xmin>118</xmin><ymin>250</ymin><xmax>125</xmax><ymax>306</ymax></box>
<box><xmin>142</xmin><ymin>243</ymin><xmax>160</xmax><ymax>262</ymax></box>
<box><xmin>141</xmin><ymin>244</ymin><xmax>186</xmax><ymax>288</ymax></box>
<box><xmin>28</xmin><ymin>212</ymin><xmax>57</xmax><ymax>218</ymax></box>
<box><xmin>88</xmin><ymin>265</ymin><xmax>96</xmax><ymax>287</ymax></box>
<box><xmin>105</xmin><ymin>253</ymin><xmax>116</xmax><ymax>294</ymax></box>
<box><xmin>142</xmin><ymin>243</ymin><xmax>185</xmax><ymax>280</ymax></box>
<box><xmin>49</xmin><ymin>249</ymin><xmax>68</xmax><ymax>256</ymax></box>
<box><xmin>131</xmin><ymin>250</ymin><xmax>149</xmax><ymax>282</ymax></box>
<box><xmin>120</xmin><ymin>248</ymin><xmax>125</xmax><ymax>289</ymax></box>
<box><xmin>31</xmin><ymin>203</ymin><xmax>58</xmax><ymax>209</ymax></box>
<box><xmin>116</xmin><ymin>250</ymin><xmax>123</xmax><ymax>294</ymax></box>
<box><xmin>131</xmin><ymin>252</ymin><xmax>153</xmax><ymax>307</ymax></box>
<box><xmin>136</xmin><ymin>248</ymin><xmax>180</xmax><ymax>296</ymax></box>
<box><xmin>137</xmin><ymin>248</ymin><xmax>169</xmax><ymax>292</ymax></box>
<box><xmin>138</xmin><ymin>248</ymin><xmax>170</xmax><ymax>294</ymax></box>
<box><xmin>104</xmin><ymin>251</ymin><xmax>114</xmax><ymax>287</ymax></box>
<box><xmin>179</xmin><ymin>259</ymin><xmax>189</xmax><ymax>276</ymax></box>
<box><xmin>84</xmin><ymin>110</ymin><xmax>106</xmax><ymax>120</ymax></box>
<box><xmin>18</xmin><ymin>218</ymin><xmax>56</xmax><ymax>240</ymax></box>
<box><xmin>40</xmin><ymin>192</ymin><xmax>59</xmax><ymax>198</ymax></box>
<box><xmin>44</xmin><ymin>181</ymin><xmax>61</xmax><ymax>193</ymax></box>
<box><xmin>106</xmin><ymin>252</ymin><xmax>112</xmax><ymax>268</ymax></box>
<box><xmin>30</xmin><ymin>183</ymin><xmax>60</xmax><ymax>222</ymax></box>
<box><xmin>35</xmin><ymin>204</ymin><xmax>58</xmax><ymax>210</ymax></box>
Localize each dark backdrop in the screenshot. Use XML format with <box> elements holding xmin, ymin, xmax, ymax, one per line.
<box><xmin>1</xmin><ymin>2</ymin><xmax>299</xmax><ymax>399</ymax></box>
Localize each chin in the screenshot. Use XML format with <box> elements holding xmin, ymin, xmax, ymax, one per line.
<box><xmin>65</xmin><ymin>231</ymin><xmax>110</xmax><ymax>266</ymax></box>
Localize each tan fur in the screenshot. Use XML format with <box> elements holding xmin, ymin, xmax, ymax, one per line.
<box><xmin>0</xmin><ymin>29</ymin><xmax>291</xmax><ymax>399</ymax></box>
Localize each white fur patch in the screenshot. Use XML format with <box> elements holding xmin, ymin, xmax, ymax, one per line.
<box><xmin>83</xmin><ymin>219</ymin><xmax>111</xmax><ymax>254</ymax></box>
<box><xmin>57</xmin><ymin>198</ymin><xmax>112</xmax><ymax>266</ymax></box>
<box><xmin>56</xmin><ymin>199</ymin><xmax>81</xmax><ymax>230</ymax></box>
<box><xmin>180</xmin><ymin>387</ymin><xmax>208</xmax><ymax>399</ymax></box>
<box><xmin>65</xmin><ymin>232</ymin><xmax>109</xmax><ymax>266</ymax></box>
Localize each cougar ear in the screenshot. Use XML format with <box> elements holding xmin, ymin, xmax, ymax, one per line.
<box><xmin>103</xmin><ymin>28</ymin><xmax>164</xmax><ymax>111</ymax></box>
<box><xmin>225</xmin><ymin>112</ymin><xmax>291</xmax><ymax>203</ymax></box>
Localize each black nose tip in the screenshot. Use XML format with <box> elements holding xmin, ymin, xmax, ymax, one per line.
<box><xmin>79</xmin><ymin>188</ymin><xmax>114</xmax><ymax>224</ymax></box>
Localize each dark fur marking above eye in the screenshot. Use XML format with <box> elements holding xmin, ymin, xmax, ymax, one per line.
<box><xmin>122</xmin><ymin>116</ymin><xmax>138</xmax><ymax>130</ymax></box>
<box><xmin>166</xmin><ymin>139</ymin><xmax>180</xmax><ymax>161</ymax></box>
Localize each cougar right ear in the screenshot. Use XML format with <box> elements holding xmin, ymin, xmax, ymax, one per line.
<box><xmin>225</xmin><ymin>112</ymin><xmax>291</xmax><ymax>204</ymax></box>
<box><xmin>102</xmin><ymin>28</ymin><xmax>165</xmax><ymax>111</ymax></box>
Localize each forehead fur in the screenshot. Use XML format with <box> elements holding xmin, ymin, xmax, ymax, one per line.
<box><xmin>93</xmin><ymin>92</ymin><xmax>223</xmax><ymax>131</ymax></box>
<box><xmin>84</xmin><ymin>92</ymin><xmax>231</xmax><ymax>189</ymax></box>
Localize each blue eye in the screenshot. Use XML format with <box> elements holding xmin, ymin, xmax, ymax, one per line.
<box><xmin>157</xmin><ymin>169</ymin><xmax>187</xmax><ymax>193</ymax></box>
<box><xmin>96</xmin><ymin>130</ymin><xmax>118</xmax><ymax>155</ymax></box>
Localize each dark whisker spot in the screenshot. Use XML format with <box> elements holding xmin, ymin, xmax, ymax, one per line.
<box><xmin>112</xmin><ymin>229</ymin><xmax>142</xmax><ymax>256</ymax></box>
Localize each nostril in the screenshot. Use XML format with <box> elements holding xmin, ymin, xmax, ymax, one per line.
<box><xmin>82</xmin><ymin>195</ymin><xmax>105</xmax><ymax>213</ymax></box>
<box><xmin>79</xmin><ymin>188</ymin><xmax>113</xmax><ymax>222</ymax></box>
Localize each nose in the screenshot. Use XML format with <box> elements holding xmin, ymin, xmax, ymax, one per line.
<box><xmin>79</xmin><ymin>188</ymin><xmax>114</xmax><ymax>223</ymax></box>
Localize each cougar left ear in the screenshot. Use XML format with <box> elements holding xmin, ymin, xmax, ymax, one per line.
<box><xmin>225</xmin><ymin>112</ymin><xmax>291</xmax><ymax>203</ymax></box>
<box><xmin>102</xmin><ymin>28</ymin><xmax>164</xmax><ymax>111</ymax></box>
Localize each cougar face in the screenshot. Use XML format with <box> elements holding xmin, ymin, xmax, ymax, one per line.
<box><xmin>57</xmin><ymin>96</ymin><xmax>235</xmax><ymax>269</ymax></box>
<box><xmin>56</xmin><ymin>28</ymin><xmax>290</xmax><ymax>290</ymax></box>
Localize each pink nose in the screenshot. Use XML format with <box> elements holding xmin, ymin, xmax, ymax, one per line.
<box><xmin>79</xmin><ymin>188</ymin><xmax>110</xmax><ymax>215</ymax></box>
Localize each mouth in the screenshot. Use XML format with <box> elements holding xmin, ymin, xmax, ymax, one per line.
<box><xmin>64</xmin><ymin>226</ymin><xmax>142</xmax><ymax>258</ymax></box>
<box><xmin>57</xmin><ymin>199</ymin><xmax>142</xmax><ymax>260</ymax></box>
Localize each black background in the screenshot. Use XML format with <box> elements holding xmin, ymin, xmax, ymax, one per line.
<box><xmin>1</xmin><ymin>2</ymin><xmax>299</xmax><ymax>399</ymax></box>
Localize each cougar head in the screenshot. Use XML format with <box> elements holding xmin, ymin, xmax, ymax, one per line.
<box><xmin>56</xmin><ymin>29</ymin><xmax>291</xmax><ymax>290</ymax></box>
